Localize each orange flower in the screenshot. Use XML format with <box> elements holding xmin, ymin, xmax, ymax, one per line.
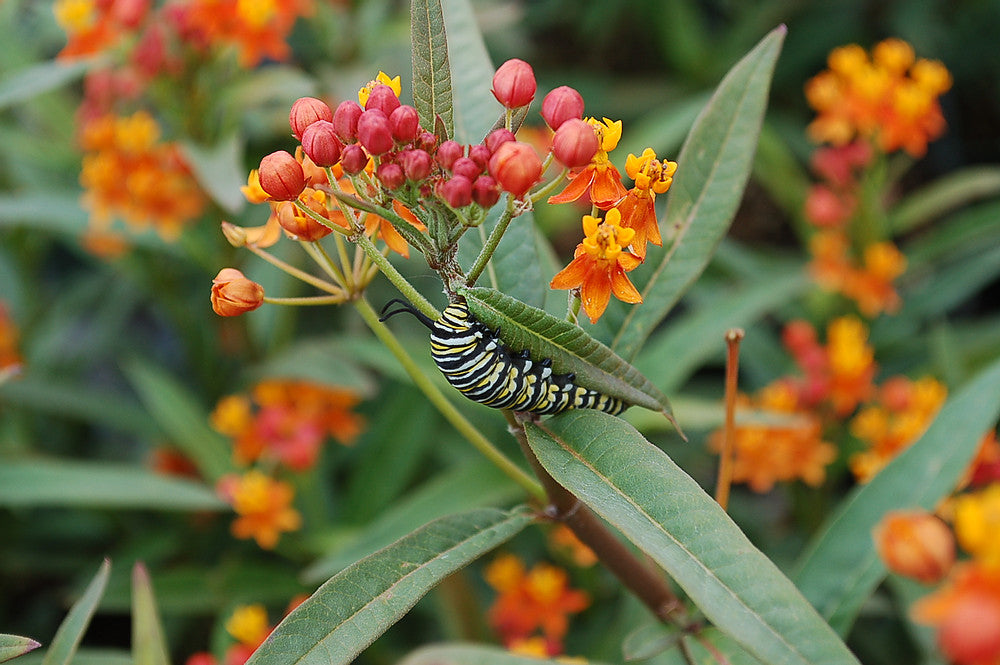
<box><xmin>358</xmin><ymin>71</ymin><xmax>402</xmax><ymax>106</ymax></box>
<box><xmin>808</xmin><ymin>231</ymin><xmax>907</xmax><ymax>317</ymax></box>
<box><xmin>224</xmin><ymin>604</ymin><xmax>271</xmax><ymax>648</ymax></box>
<box><xmin>806</xmin><ymin>38</ymin><xmax>951</xmax><ymax>157</ymax></box>
<box><xmin>548</xmin><ymin>117</ymin><xmax>628</xmax><ymax>208</ymax></box>
<box><xmin>549</xmin><ymin>208</ymin><xmax>642</xmax><ymax>324</ymax></box>
<box><xmin>0</xmin><ymin>302</ymin><xmax>23</xmax><ymax>378</ymax></box>
<box><xmin>912</xmin><ymin>562</ymin><xmax>1000</xmax><ymax>665</ymax></box>
<box><xmin>825</xmin><ymin>316</ymin><xmax>877</xmax><ymax>416</ymax></box>
<box><xmin>217</xmin><ymin>470</ymin><xmax>301</xmax><ymax>549</ymax></box>
<box><xmin>54</xmin><ymin>0</ymin><xmax>148</xmax><ymax>59</ymax></box>
<box><xmin>954</xmin><ymin>484</ymin><xmax>1000</xmax><ymax>569</ymax></box>
<box><xmin>614</xmin><ymin>148</ymin><xmax>677</xmax><ymax>258</ymax></box>
<box><xmin>874</xmin><ymin>510</ymin><xmax>955</xmax><ymax>584</ymax></box>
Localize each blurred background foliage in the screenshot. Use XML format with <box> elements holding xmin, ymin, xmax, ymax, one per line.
<box><xmin>1</xmin><ymin>1</ymin><xmax>999</xmax><ymax>664</ymax></box>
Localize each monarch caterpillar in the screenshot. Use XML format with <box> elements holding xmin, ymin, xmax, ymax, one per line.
<box><xmin>380</xmin><ymin>299</ymin><xmax>626</xmax><ymax>416</ymax></box>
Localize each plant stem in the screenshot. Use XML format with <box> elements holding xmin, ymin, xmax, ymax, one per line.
<box><xmin>263</xmin><ymin>295</ymin><xmax>346</xmax><ymax>306</ymax></box>
<box><xmin>353</xmin><ymin>232</ymin><xmax>439</xmax><ymax>321</ymax></box>
<box><xmin>465</xmin><ymin>199</ymin><xmax>517</xmax><ymax>286</ymax></box>
<box><xmin>504</xmin><ymin>412</ymin><xmax>691</xmax><ymax>628</ymax></box>
<box><xmin>292</xmin><ymin>200</ymin><xmax>352</xmax><ymax>236</ymax></box>
<box><xmin>716</xmin><ymin>328</ymin><xmax>744</xmax><ymax>511</ymax></box>
<box><xmin>353</xmin><ymin>297</ymin><xmax>544</xmax><ymax>501</ymax></box>
<box><xmin>246</xmin><ymin>245</ymin><xmax>341</xmax><ymax>294</ymax></box>
<box><xmin>300</xmin><ymin>241</ymin><xmax>348</xmax><ymax>289</ymax></box>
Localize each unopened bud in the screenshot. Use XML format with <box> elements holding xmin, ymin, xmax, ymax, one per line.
<box><xmin>484</xmin><ymin>128</ymin><xmax>516</xmax><ymax>154</ymax></box>
<box><xmin>488</xmin><ymin>141</ymin><xmax>542</xmax><ymax>198</ymax></box>
<box><xmin>468</xmin><ymin>144</ymin><xmax>491</xmax><ymax>171</ymax></box>
<box><xmin>472</xmin><ymin>175</ymin><xmax>500</xmax><ymax>208</ymax></box>
<box><xmin>376</xmin><ymin>162</ymin><xmax>405</xmax><ymax>190</ymax></box>
<box><xmin>276</xmin><ymin>198</ymin><xmax>332</xmax><ymax>242</ymax></box>
<box><xmin>289</xmin><ymin>96</ymin><xmax>333</xmax><ymax>140</ymax></box>
<box><xmin>357</xmin><ymin>109</ymin><xmax>393</xmax><ymax>155</ymax></box>
<box><xmin>390</xmin><ymin>105</ymin><xmax>421</xmax><ymax>143</ymax></box>
<box><xmin>220</xmin><ymin>221</ymin><xmax>248</xmax><ymax>247</ymax></box>
<box><xmin>365</xmin><ymin>84</ymin><xmax>401</xmax><ymax>116</ymax></box>
<box><xmin>258</xmin><ymin>150</ymin><xmax>306</xmax><ymax>201</ymax></box>
<box><xmin>436</xmin><ymin>140</ymin><xmax>464</xmax><ymax>171</ymax></box>
<box><xmin>211</xmin><ymin>268</ymin><xmax>264</xmax><ymax>317</ymax></box>
<box><xmin>332</xmin><ymin>100</ymin><xmax>364</xmax><ymax>143</ymax></box>
<box><xmin>300</xmin><ymin>120</ymin><xmax>343</xmax><ymax>167</ymax></box>
<box><xmin>552</xmin><ymin>118</ymin><xmax>599</xmax><ymax>168</ymax></box>
<box><xmin>340</xmin><ymin>144</ymin><xmax>369</xmax><ymax>175</ymax></box>
<box><xmin>873</xmin><ymin>510</ymin><xmax>955</xmax><ymax>585</ymax></box>
<box><xmin>541</xmin><ymin>85</ymin><xmax>584</xmax><ymax>130</ymax></box>
<box><xmin>440</xmin><ymin>175</ymin><xmax>473</xmax><ymax>208</ymax></box>
<box><xmin>491</xmin><ymin>58</ymin><xmax>536</xmax><ymax>109</ymax></box>
<box><xmin>451</xmin><ymin>156</ymin><xmax>482</xmax><ymax>181</ymax></box>
<box><xmin>400</xmin><ymin>149</ymin><xmax>432</xmax><ymax>181</ymax></box>
<box><xmin>416</xmin><ymin>131</ymin><xmax>437</xmax><ymax>153</ymax></box>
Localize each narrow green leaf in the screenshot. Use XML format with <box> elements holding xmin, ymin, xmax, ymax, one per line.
<box><xmin>525</xmin><ymin>411</ymin><xmax>859</xmax><ymax>665</ymax></box>
<box><xmin>889</xmin><ymin>165</ymin><xmax>1000</xmax><ymax>234</ymax></box>
<box><xmin>622</xmin><ymin>622</ymin><xmax>679</xmax><ymax>661</ymax></box>
<box><xmin>613</xmin><ymin>26</ymin><xmax>786</xmax><ymax>360</ymax></box>
<box><xmin>0</xmin><ymin>58</ymin><xmax>99</xmax><ymax>109</ymax></box>
<box><xmin>42</xmin><ymin>559</ymin><xmax>110</xmax><ymax>665</ymax></box>
<box><xmin>400</xmin><ymin>643</ymin><xmax>612</xmax><ymax>665</ymax></box>
<box><xmin>123</xmin><ymin>360</ymin><xmax>232</xmax><ymax>481</ymax></box>
<box><xmin>0</xmin><ymin>460</ymin><xmax>225</xmax><ymax>511</ymax></box>
<box><xmin>16</xmin><ymin>649</ymin><xmax>132</xmax><ymax>665</ymax></box>
<box><xmin>460</xmin><ymin>287</ymin><xmax>673</xmax><ymax>417</ymax></box>
<box><xmin>794</xmin><ymin>356</ymin><xmax>1000</xmax><ymax>635</ymax></box>
<box><xmin>247</xmin><ymin>508</ymin><xmax>533</xmax><ymax>665</ymax></box>
<box><xmin>131</xmin><ymin>564</ymin><xmax>169</xmax><ymax>665</ymax></box>
<box><xmin>441</xmin><ymin>0</ymin><xmax>496</xmax><ymax>144</ymax></box>
<box><xmin>0</xmin><ymin>635</ymin><xmax>41</xmax><ymax>663</ymax></box>
<box><xmin>411</xmin><ymin>0</ymin><xmax>453</xmax><ymax>136</ymax></box>
<box><xmin>244</xmin><ymin>338</ymin><xmax>375</xmax><ymax>396</ymax></box>
<box><xmin>180</xmin><ymin>136</ymin><xmax>246</xmax><ymax>214</ymax></box>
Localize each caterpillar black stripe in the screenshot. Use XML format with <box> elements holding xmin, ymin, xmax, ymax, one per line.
<box><xmin>380</xmin><ymin>299</ymin><xmax>626</xmax><ymax>416</ymax></box>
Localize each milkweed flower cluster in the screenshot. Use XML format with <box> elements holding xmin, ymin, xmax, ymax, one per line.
<box><xmin>0</xmin><ymin>302</ymin><xmax>22</xmax><ymax>382</ymax></box>
<box><xmin>216</xmin><ymin>470</ymin><xmax>301</xmax><ymax>549</ymax></box>
<box><xmin>184</xmin><ymin>596</ymin><xmax>307</xmax><ymax>665</ymax></box>
<box><xmin>484</xmin><ymin>553</ymin><xmax>590</xmax><ymax>656</ymax></box>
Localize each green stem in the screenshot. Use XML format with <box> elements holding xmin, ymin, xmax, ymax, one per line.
<box><xmin>354</xmin><ymin>232</ymin><xmax>439</xmax><ymax>321</ymax></box>
<box><xmin>263</xmin><ymin>295</ymin><xmax>346</xmax><ymax>306</ymax></box>
<box><xmin>465</xmin><ymin>198</ymin><xmax>517</xmax><ymax>286</ymax></box>
<box><xmin>300</xmin><ymin>241</ymin><xmax>348</xmax><ymax>288</ymax></box>
<box><xmin>353</xmin><ymin>297</ymin><xmax>544</xmax><ymax>501</ymax></box>
<box><xmin>292</xmin><ymin>200</ymin><xmax>352</xmax><ymax>236</ymax></box>
<box><xmin>246</xmin><ymin>245</ymin><xmax>341</xmax><ymax>295</ymax></box>
<box><xmin>530</xmin><ymin>164</ymin><xmax>570</xmax><ymax>203</ymax></box>
<box><xmin>567</xmin><ymin>292</ymin><xmax>582</xmax><ymax>324</ymax></box>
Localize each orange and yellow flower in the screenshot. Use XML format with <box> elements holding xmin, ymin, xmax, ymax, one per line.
<box><xmin>225</xmin><ymin>604</ymin><xmax>271</xmax><ymax>649</ymax></box>
<box><xmin>912</xmin><ymin>561</ymin><xmax>1000</xmax><ymax>665</ymax></box>
<box><xmin>809</xmin><ymin>231</ymin><xmax>907</xmax><ymax>317</ymax></box>
<box><xmin>548</xmin><ymin>117</ymin><xmax>628</xmax><ymax>209</ymax></box>
<box><xmin>806</xmin><ymin>38</ymin><xmax>952</xmax><ymax>157</ymax></box>
<box><xmin>54</xmin><ymin>0</ymin><xmax>149</xmax><ymax>59</ymax></box>
<box><xmin>954</xmin><ymin>484</ymin><xmax>1000</xmax><ymax>570</ymax></box>
<box><xmin>614</xmin><ymin>148</ymin><xmax>677</xmax><ymax>258</ymax></box>
<box><xmin>0</xmin><ymin>302</ymin><xmax>22</xmax><ymax>380</ymax></box>
<box><xmin>358</xmin><ymin>71</ymin><xmax>402</xmax><ymax>106</ymax></box>
<box><xmin>549</xmin><ymin>208</ymin><xmax>642</xmax><ymax>324</ymax></box>
<box><xmin>217</xmin><ymin>470</ymin><xmax>302</xmax><ymax>549</ymax></box>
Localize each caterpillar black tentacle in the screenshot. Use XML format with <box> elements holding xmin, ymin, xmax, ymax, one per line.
<box><xmin>386</xmin><ymin>299</ymin><xmax>625</xmax><ymax>416</ymax></box>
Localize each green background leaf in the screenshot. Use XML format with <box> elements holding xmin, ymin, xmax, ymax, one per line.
<box><xmin>247</xmin><ymin>508</ymin><xmax>532</xmax><ymax>665</ymax></box>
<box><xmin>525</xmin><ymin>410</ymin><xmax>859</xmax><ymax>665</ymax></box>
<box><xmin>411</xmin><ymin>0</ymin><xmax>453</xmax><ymax>136</ymax></box>
<box><xmin>131</xmin><ymin>564</ymin><xmax>169</xmax><ymax>665</ymax></box>
<box><xmin>400</xmin><ymin>643</ymin><xmax>613</xmax><ymax>665</ymax></box>
<box><xmin>613</xmin><ymin>26</ymin><xmax>786</xmax><ymax>360</ymax></box>
<box><xmin>42</xmin><ymin>559</ymin><xmax>110</xmax><ymax>665</ymax></box>
<box><xmin>0</xmin><ymin>636</ymin><xmax>41</xmax><ymax>664</ymax></box>
<box><xmin>793</xmin><ymin>355</ymin><xmax>1000</xmax><ymax>635</ymax></box>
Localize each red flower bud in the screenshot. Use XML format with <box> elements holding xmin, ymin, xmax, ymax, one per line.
<box><xmin>440</xmin><ymin>175</ymin><xmax>473</xmax><ymax>208</ymax></box>
<box><xmin>376</xmin><ymin>162</ymin><xmax>405</xmax><ymax>190</ymax></box>
<box><xmin>938</xmin><ymin>590</ymin><xmax>1000</xmax><ymax>665</ymax></box>
<box><xmin>488</xmin><ymin>141</ymin><xmax>542</xmax><ymax>198</ymax></box>
<box><xmin>389</xmin><ymin>105</ymin><xmax>421</xmax><ymax>143</ymax></box>
<box><xmin>451</xmin><ymin>156</ymin><xmax>482</xmax><ymax>181</ymax></box>
<box><xmin>541</xmin><ymin>85</ymin><xmax>584</xmax><ymax>130</ymax></box>
<box><xmin>484</xmin><ymin>128</ymin><xmax>516</xmax><ymax>154</ymax></box>
<box><xmin>468</xmin><ymin>144</ymin><xmax>491</xmax><ymax>170</ymax></box>
<box><xmin>365</xmin><ymin>84</ymin><xmax>401</xmax><ymax>116</ymax></box>
<box><xmin>472</xmin><ymin>175</ymin><xmax>500</xmax><ymax>208</ymax></box>
<box><xmin>357</xmin><ymin>109</ymin><xmax>393</xmax><ymax>155</ymax></box>
<box><xmin>551</xmin><ymin>118</ymin><xmax>599</xmax><ymax>168</ymax></box>
<box><xmin>436</xmin><ymin>140</ymin><xmax>464</xmax><ymax>171</ymax></box>
<box><xmin>332</xmin><ymin>100</ymin><xmax>363</xmax><ymax>143</ymax></box>
<box><xmin>491</xmin><ymin>58</ymin><xmax>536</xmax><ymax>109</ymax></box>
<box><xmin>258</xmin><ymin>150</ymin><xmax>306</xmax><ymax>201</ymax></box>
<box><xmin>300</xmin><ymin>120</ymin><xmax>342</xmax><ymax>167</ymax></box>
<box><xmin>289</xmin><ymin>96</ymin><xmax>333</xmax><ymax>140</ymax></box>
<box><xmin>211</xmin><ymin>268</ymin><xmax>264</xmax><ymax>316</ymax></box>
<box><xmin>400</xmin><ymin>149</ymin><xmax>432</xmax><ymax>181</ymax></box>
<box><xmin>416</xmin><ymin>131</ymin><xmax>438</xmax><ymax>153</ymax></box>
<box><xmin>340</xmin><ymin>144</ymin><xmax>369</xmax><ymax>175</ymax></box>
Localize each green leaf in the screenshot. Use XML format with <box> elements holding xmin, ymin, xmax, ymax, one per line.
<box><xmin>525</xmin><ymin>411</ymin><xmax>859</xmax><ymax>665</ymax></box>
<box><xmin>889</xmin><ymin>165</ymin><xmax>1000</xmax><ymax>234</ymax></box>
<box><xmin>411</xmin><ymin>0</ymin><xmax>453</xmax><ymax>137</ymax></box>
<box><xmin>131</xmin><ymin>564</ymin><xmax>169</xmax><ymax>665</ymax></box>
<box><xmin>441</xmin><ymin>0</ymin><xmax>496</xmax><ymax>144</ymax></box>
<box><xmin>0</xmin><ymin>635</ymin><xmax>41</xmax><ymax>663</ymax></box>
<box><xmin>400</xmin><ymin>643</ymin><xmax>612</xmax><ymax>665</ymax></box>
<box><xmin>247</xmin><ymin>508</ymin><xmax>532</xmax><ymax>665</ymax></box>
<box><xmin>613</xmin><ymin>26</ymin><xmax>786</xmax><ymax>360</ymax></box>
<box><xmin>0</xmin><ymin>460</ymin><xmax>225</xmax><ymax>511</ymax></box>
<box><xmin>0</xmin><ymin>58</ymin><xmax>99</xmax><ymax>110</ymax></box>
<box><xmin>244</xmin><ymin>338</ymin><xmax>375</xmax><ymax>396</ymax></box>
<box><xmin>622</xmin><ymin>622</ymin><xmax>679</xmax><ymax>661</ymax></box>
<box><xmin>180</xmin><ymin>136</ymin><xmax>246</xmax><ymax>214</ymax></box>
<box><xmin>16</xmin><ymin>650</ymin><xmax>131</xmax><ymax>665</ymax></box>
<box><xmin>460</xmin><ymin>287</ymin><xmax>674</xmax><ymax>418</ymax></box>
<box><xmin>42</xmin><ymin>559</ymin><xmax>110</xmax><ymax>665</ymax></box>
<box><xmin>123</xmin><ymin>360</ymin><xmax>232</xmax><ymax>481</ymax></box>
<box><xmin>793</xmin><ymin>355</ymin><xmax>1000</xmax><ymax>635</ymax></box>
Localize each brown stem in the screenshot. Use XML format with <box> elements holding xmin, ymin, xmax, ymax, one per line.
<box><xmin>503</xmin><ymin>412</ymin><xmax>691</xmax><ymax>628</ymax></box>
<box><xmin>716</xmin><ymin>328</ymin><xmax>745</xmax><ymax>511</ymax></box>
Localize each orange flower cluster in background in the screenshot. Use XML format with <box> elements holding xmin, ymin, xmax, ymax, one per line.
<box><xmin>54</xmin><ymin>0</ymin><xmax>150</xmax><ymax>59</ymax></box>
<box><xmin>79</xmin><ymin>111</ymin><xmax>205</xmax><ymax>247</ymax></box>
<box><xmin>217</xmin><ymin>470</ymin><xmax>301</xmax><ymax>549</ymax></box>
<box><xmin>484</xmin><ymin>553</ymin><xmax>590</xmax><ymax>656</ymax></box>
<box><xmin>805</xmin><ymin>38</ymin><xmax>952</xmax><ymax>157</ymax></box>
<box><xmin>211</xmin><ymin>379</ymin><xmax>364</xmax><ymax>471</ymax></box>
<box><xmin>0</xmin><ymin>302</ymin><xmax>23</xmax><ymax>380</ymax></box>
<box><xmin>184</xmin><ymin>596</ymin><xmax>307</xmax><ymax>665</ymax></box>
